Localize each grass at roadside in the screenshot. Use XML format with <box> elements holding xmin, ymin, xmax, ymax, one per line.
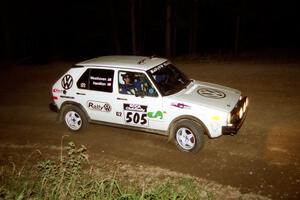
<box><xmin>0</xmin><ymin>142</ymin><xmax>208</xmax><ymax>200</ymax></box>
<box><xmin>0</xmin><ymin>141</ymin><xmax>269</xmax><ymax>200</ymax></box>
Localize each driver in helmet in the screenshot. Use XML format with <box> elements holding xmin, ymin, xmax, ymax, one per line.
<box><xmin>120</xmin><ymin>73</ymin><xmax>141</xmax><ymax>95</ymax></box>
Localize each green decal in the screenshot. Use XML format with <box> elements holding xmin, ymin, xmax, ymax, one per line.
<box><xmin>147</xmin><ymin>111</ymin><xmax>163</xmax><ymax>119</ymax></box>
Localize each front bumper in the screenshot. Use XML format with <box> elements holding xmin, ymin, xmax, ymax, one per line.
<box><xmin>222</xmin><ymin>96</ymin><xmax>249</xmax><ymax>135</ymax></box>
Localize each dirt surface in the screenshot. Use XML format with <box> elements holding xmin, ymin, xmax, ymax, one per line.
<box><xmin>0</xmin><ymin>59</ymin><xmax>299</xmax><ymax>199</ymax></box>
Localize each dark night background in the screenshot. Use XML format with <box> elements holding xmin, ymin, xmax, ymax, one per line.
<box><xmin>1</xmin><ymin>0</ymin><xmax>299</xmax><ymax>62</ymax></box>
<box><xmin>1</xmin><ymin>1</ymin><xmax>300</xmax><ymax>199</ymax></box>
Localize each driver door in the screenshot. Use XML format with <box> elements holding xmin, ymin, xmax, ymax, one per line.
<box><xmin>114</xmin><ymin>70</ymin><xmax>165</xmax><ymax>131</ymax></box>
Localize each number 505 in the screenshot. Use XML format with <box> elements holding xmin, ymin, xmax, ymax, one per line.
<box><xmin>125</xmin><ymin>112</ymin><xmax>147</xmax><ymax>125</ymax></box>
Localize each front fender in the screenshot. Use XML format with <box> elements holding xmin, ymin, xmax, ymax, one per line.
<box><xmin>167</xmin><ymin>115</ymin><xmax>210</xmax><ymax>141</ymax></box>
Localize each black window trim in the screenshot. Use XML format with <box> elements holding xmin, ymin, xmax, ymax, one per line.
<box><xmin>76</xmin><ymin>67</ymin><xmax>114</xmax><ymax>93</ymax></box>
<box><xmin>118</xmin><ymin>69</ymin><xmax>161</xmax><ymax>98</ymax></box>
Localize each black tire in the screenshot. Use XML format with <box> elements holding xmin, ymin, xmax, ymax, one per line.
<box><xmin>173</xmin><ymin>119</ymin><xmax>205</xmax><ymax>153</ymax></box>
<box><xmin>61</xmin><ymin>104</ymin><xmax>88</xmax><ymax>132</ymax></box>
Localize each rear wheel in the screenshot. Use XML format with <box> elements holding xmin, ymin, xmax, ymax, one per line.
<box><xmin>173</xmin><ymin>119</ymin><xmax>205</xmax><ymax>153</ymax></box>
<box><xmin>61</xmin><ymin>105</ymin><xmax>87</xmax><ymax>132</ymax></box>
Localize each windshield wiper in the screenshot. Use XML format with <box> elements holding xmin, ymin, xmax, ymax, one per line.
<box><xmin>183</xmin><ymin>79</ymin><xmax>193</xmax><ymax>89</ymax></box>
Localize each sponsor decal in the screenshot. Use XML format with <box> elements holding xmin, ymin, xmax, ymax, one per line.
<box><xmin>123</xmin><ymin>104</ymin><xmax>148</xmax><ymax>126</ymax></box>
<box><xmin>61</xmin><ymin>74</ymin><xmax>73</xmax><ymax>90</ymax></box>
<box><xmin>116</xmin><ymin>112</ymin><xmax>122</xmax><ymax>117</ymax></box>
<box><xmin>150</xmin><ymin>65</ymin><xmax>164</xmax><ymax>74</ymax></box>
<box><xmin>147</xmin><ymin>111</ymin><xmax>164</xmax><ymax>119</ymax></box>
<box><xmin>87</xmin><ymin>101</ymin><xmax>111</xmax><ymax>112</ymax></box>
<box><xmin>211</xmin><ymin>116</ymin><xmax>220</xmax><ymax>121</ymax></box>
<box><xmin>197</xmin><ymin>88</ymin><xmax>226</xmax><ymax>99</ymax></box>
<box><xmin>149</xmin><ymin>62</ymin><xmax>169</xmax><ymax>74</ymax></box>
<box><xmin>52</xmin><ymin>88</ymin><xmax>63</xmax><ymax>93</ymax></box>
<box><xmin>123</xmin><ymin>104</ymin><xmax>147</xmax><ymax>112</ymax></box>
<box><xmin>171</xmin><ymin>103</ymin><xmax>191</xmax><ymax>109</ymax></box>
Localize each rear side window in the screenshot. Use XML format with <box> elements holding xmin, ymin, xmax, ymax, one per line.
<box><xmin>77</xmin><ymin>68</ymin><xmax>114</xmax><ymax>93</ymax></box>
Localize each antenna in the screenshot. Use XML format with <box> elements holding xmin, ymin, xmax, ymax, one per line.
<box><xmin>137</xmin><ymin>55</ymin><xmax>156</xmax><ymax>64</ymax></box>
<box><xmin>137</xmin><ymin>58</ymin><xmax>147</xmax><ymax>64</ymax></box>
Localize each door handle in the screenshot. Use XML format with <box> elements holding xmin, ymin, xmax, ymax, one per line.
<box><xmin>117</xmin><ymin>97</ymin><xmax>127</xmax><ymax>101</ymax></box>
<box><xmin>76</xmin><ymin>92</ymin><xmax>86</xmax><ymax>95</ymax></box>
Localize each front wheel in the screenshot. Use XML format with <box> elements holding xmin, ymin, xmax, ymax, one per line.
<box><xmin>173</xmin><ymin>119</ymin><xmax>205</xmax><ymax>153</ymax></box>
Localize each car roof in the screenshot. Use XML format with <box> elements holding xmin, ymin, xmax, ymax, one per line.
<box><xmin>76</xmin><ymin>55</ymin><xmax>168</xmax><ymax>71</ymax></box>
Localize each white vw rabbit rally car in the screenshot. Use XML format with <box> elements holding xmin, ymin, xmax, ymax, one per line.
<box><xmin>50</xmin><ymin>56</ymin><xmax>249</xmax><ymax>152</ymax></box>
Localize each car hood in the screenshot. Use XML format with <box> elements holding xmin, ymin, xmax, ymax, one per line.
<box><xmin>168</xmin><ymin>80</ymin><xmax>241</xmax><ymax>112</ymax></box>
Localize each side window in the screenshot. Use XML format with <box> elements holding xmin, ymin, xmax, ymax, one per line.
<box><xmin>118</xmin><ymin>71</ymin><xmax>158</xmax><ymax>97</ymax></box>
<box><xmin>89</xmin><ymin>69</ymin><xmax>114</xmax><ymax>92</ymax></box>
<box><xmin>77</xmin><ymin>69</ymin><xmax>89</xmax><ymax>89</ymax></box>
<box><xmin>77</xmin><ymin>68</ymin><xmax>114</xmax><ymax>93</ymax></box>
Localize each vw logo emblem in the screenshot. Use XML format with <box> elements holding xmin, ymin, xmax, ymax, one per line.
<box><xmin>104</xmin><ymin>104</ymin><xmax>112</xmax><ymax>112</ymax></box>
<box><xmin>61</xmin><ymin>74</ymin><xmax>73</xmax><ymax>90</ymax></box>
<box><xmin>197</xmin><ymin>88</ymin><xmax>226</xmax><ymax>99</ymax></box>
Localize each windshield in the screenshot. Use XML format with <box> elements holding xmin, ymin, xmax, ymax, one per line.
<box><xmin>147</xmin><ymin>62</ymin><xmax>191</xmax><ymax>96</ymax></box>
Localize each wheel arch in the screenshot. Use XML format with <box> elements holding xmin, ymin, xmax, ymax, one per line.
<box><xmin>167</xmin><ymin>115</ymin><xmax>210</xmax><ymax>141</ymax></box>
<box><xmin>58</xmin><ymin>101</ymin><xmax>90</xmax><ymax>122</ymax></box>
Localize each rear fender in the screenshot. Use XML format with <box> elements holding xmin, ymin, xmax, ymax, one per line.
<box><xmin>58</xmin><ymin>101</ymin><xmax>90</xmax><ymax>122</ymax></box>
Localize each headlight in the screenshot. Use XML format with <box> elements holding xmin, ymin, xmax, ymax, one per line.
<box><xmin>227</xmin><ymin>113</ymin><xmax>231</xmax><ymax>124</ymax></box>
<box><xmin>239</xmin><ymin>107</ymin><xmax>243</xmax><ymax>119</ymax></box>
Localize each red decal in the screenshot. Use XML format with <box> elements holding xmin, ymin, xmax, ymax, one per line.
<box><xmin>52</xmin><ymin>88</ymin><xmax>63</xmax><ymax>93</ymax></box>
<box><xmin>52</xmin><ymin>96</ymin><xmax>58</xmax><ymax>100</ymax></box>
<box><xmin>171</xmin><ymin>103</ymin><xmax>191</xmax><ymax>109</ymax></box>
